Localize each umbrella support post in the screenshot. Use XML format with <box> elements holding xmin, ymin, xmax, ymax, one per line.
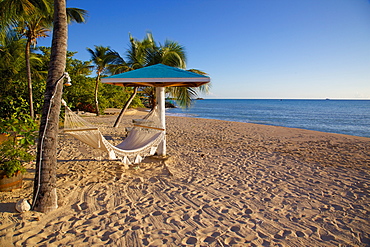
<box><xmin>156</xmin><ymin>87</ymin><xmax>166</xmax><ymax>156</ymax></box>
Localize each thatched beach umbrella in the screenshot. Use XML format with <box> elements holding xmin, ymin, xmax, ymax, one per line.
<box><xmin>101</xmin><ymin>63</ymin><xmax>210</xmax><ymax>156</ymax></box>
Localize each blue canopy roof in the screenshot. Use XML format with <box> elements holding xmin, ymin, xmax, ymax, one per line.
<box><xmin>101</xmin><ymin>64</ymin><xmax>210</xmax><ymax>87</ymax></box>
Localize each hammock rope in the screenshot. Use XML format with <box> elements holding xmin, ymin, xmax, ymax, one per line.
<box><xmin>62</xmin><ymin>100</ymin><xmax>165</xmax><ymax>164</ymax></box>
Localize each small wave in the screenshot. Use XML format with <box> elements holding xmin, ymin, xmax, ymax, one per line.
<box><xmin>166</xmin><ymin>112</ymin><xmax>198</xmax><ymax>117</ymax></box>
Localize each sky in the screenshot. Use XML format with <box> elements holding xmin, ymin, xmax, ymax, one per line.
<box><xmin>38</xmin><ymin>0</ymin><xmax>370</xmax><ymax>99</ymax></box>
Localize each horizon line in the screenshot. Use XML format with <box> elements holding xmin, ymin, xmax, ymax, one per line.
<box><xmin>200</xmin><ymin>98</ymin><xmax>370</xmax><ymax>100</ymax></box>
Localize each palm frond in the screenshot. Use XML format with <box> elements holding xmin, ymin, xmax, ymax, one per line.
<box><xmin>168</xmin><ymin>87</ymin><xmax>197</xmax><ymax>108</ymax></box>
<box><xmin>66</xmin><ymin>7</ymin><xmax>88</xmax><ymax>24</ymax></box>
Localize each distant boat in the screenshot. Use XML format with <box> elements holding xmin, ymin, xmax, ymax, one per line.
<box><xmin>196</xmin><ymin>98</ymin><xmax>204</xmax><ymax>100</ymax></box>
<box><xmin>326</xmin><ymin>98</ymin><xmax>330</xmax><ymax>100</ymax></box>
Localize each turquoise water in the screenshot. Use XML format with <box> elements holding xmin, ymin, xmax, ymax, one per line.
<box><xmin>166</xmin><ymin>99</ymin><xmax>370</xmax><ymax>138</ymax></box>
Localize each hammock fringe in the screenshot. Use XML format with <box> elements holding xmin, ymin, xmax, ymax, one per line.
<box><xmin>62</xmin><ymin>101</ymin><xmax>165</xmax><ymax>164</ymax></box>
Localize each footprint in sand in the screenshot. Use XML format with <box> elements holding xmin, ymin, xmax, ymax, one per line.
<box><xmin>131</xmin><ymin>225</ymin><xmax>141</xmax><ymax>230</ymax></box>
<box><xmin>182</xmin><ymin>236</ymin><xmax>197</xmax><ymax>245</ymax></box>
<box><xmin>151</xmin><ymin>210</ymin><xmax>162</xmax><ymax>216</ymax></box>
<box><xmin>120</xmin><ymin>209</ymin><xmax>128</xmax><ymax>214</ymax></box>
<box><xmin>318</xmin><ymin>228</ymin><xmax>336</xmax><ymax>241</ymax></box>
<box><xmin>224</xmin><ymin>236</ymin><xmax>241</xmax><ymax>245</ymax></box>
<box><xmin>230</xmin><ymin>225</ymin><xmax>241</xmax><ymax>232</ymax></box>
<box><xmin>274</xmin><ymin>230</ymin><xmax>292</xmax><ymax>239</ymax></box>
<box><xmin>220</xmin><ymin>208</ymin><xmax>229</xmax><ymax>214</ymax></box>
<box><xmin>244</xmin><ymin>208</ymin><xmax>253</xmax><ymax>214</ymax></box>
<box><xmin>295</xmin><ymin>230</ymin><xmax>305</xmax><ymax>237</ymax></box>
<box><xmin>77</xmin><ymin>202</ymin><xmax>88</xmax><ymax>211</ymax></box>
<box><xmin>98</xmin><ymin>209</ymin><xmax>109</xmax><ymax>215</ymax></box>
<box><xmin>203</xmin><ymin>236</ymin><xmax>216</xmax><ymax>244</ymax></box>
<box><xmin>182</xmin><ymin>214</ymin><xmax>191</xmax><ymax>221</ymax></box>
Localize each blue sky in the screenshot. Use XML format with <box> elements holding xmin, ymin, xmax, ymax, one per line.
<box><xmin>38</xmin><ymin>0</ymin><xmax>370</xmax><ymax>99</ymax></box>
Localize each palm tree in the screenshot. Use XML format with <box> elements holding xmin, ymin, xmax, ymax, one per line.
<box><xmin>145</xmin><ymin>39</ymin><xmax>186</xmax><ymax>69</ymax></box>
<box><xmin>128</xmin><ymin>32</ymin><xmax>155</xmax><ymax>69</ymax></box>
<box><xmin>16</xmin><ymin>17</ymin><xmax>50</xmax><ymax>119</ymax></box>
<box><xmin>110</xmin><ymin>32</ymin><xmax>210</xmax><ymax>127</ymax></box>
<box><xmin>32</xmin><ymin>0</ymin><xmax>68</xmax><ymax>213</ymax></box>
<box><xmin>109</xmin><ymin>33</ymin><xmax>156</xmax><ymax>127</ymax></box>
<box><xmin>0</xmin><ymin>1</ymin><xmax>50</xmax><ymax>119</ymax></box>
<box><xmin>138</xmin><ymin>33</ymin><xmax>210</xmax><ymax>108</ymax></box>
<box><xmin>87</xmin><ymin>45</ymin><xmax>118</xmax><ymax>116</ymax></box>
<box><xmin>126</xmin><ymin>33</ymin><xmax>189</xmax><ymax>107</ymax></box>
<box><xmin>22</xmin><ymin>6</ymin><xmax>86</xmax><ymax>119</ymax></box>
<box><xmin>168</xmin><ymin>69</ymin><xmax>210</xmax><ymax>108</ymax></box>
<box><xmin>0</xmin><ymin>0</ymin><xmax>50</xmax><ymax>24</ymax></box>
<box><xmin>0</xmin><ymin>32</ymin><xmax>26</xmax><ymax>82</ymax></box>
<box><xmin>0</xmin><ymin>0</ymin><xmax>87</xmax><ymax>119</ymax></box>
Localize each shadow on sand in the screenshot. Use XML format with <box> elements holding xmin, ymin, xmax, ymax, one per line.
<box><xmin>0</xmin><ymin>203</ymin><xmax>17</xmax><ymax>213</ymax></box>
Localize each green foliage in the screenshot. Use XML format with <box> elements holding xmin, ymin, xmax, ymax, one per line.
<box><xmin>63</xmin><ymin>75</ymin><xmax>95</xmax><ymax>111</ymax></box>
<box><xmin>35</xmin><ymin>46</ymin><xmax>95</xmax><ymax>112</ymax></box>
<box><xmin>121</xmin><ymin>32</ymin><xmax>210</xmax><ymax>108</ymax></box>
<box><xmin>99</xmin><ymin>84</ymin><xmax>144</xmax><ymax>111</ymax></box>
<box><xmin>0</xmin><ymin>34</ymin><xmax>27</xmax><ymax>109</ymax></box>
<box><xmin>0</xmin><ymin>35</ymin><xmax>46</xmax><ymax>118</ymax></box>
<box><xmin>0</xmin><ymin>110</ymin><xmax>37</xmax><ymax>177</ymax></box>
<box><xmin>0</xmin><ymin>96</ymin><xmax>30</xmax><ymax>119</ymax></box>
<box><xmin>34</xmin><ymin>47</ymin><xmax>143</xmax><ymax>114</ymax></box>
<box><xmin>0</xmin><ymin>31</ymin><xmax>206</xmax><ymax>118</ymax></box>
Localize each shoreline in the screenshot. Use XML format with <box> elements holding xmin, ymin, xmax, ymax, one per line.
<box><xmin>166</xmin><ymin>99</ymin><xmax>370</xmax><ymax>139</ymax></box>
<box><xmin>103</xmin><ymin>106</ymin><xmax>370</xmax><ymax>139</ymax></box>
<box><xmin>1</xmin><ymin>115</ymin><xmax>369</xmax><ymax>246</ymax></box>
<box><xmin>167</xmin><ymin>115</ymin><xmax>370</xmax><ymax>140</ymax></box>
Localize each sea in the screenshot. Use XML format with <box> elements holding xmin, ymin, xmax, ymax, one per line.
<box><xmin>166</xmin><ymin>99</ymin><xmax>370</xmax><ymax>138</ymax></box>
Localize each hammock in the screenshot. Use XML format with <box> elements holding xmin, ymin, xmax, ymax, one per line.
<box><xmin>62</xmin><ymin>100</ymin><xmax>165</xmax><ymax>164</ymax></box>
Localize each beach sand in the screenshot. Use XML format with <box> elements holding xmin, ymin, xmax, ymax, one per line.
<box><xmin>0</xmin><ymin>114</ymin><xmax>369</xmax><ymax>246</ymax></box>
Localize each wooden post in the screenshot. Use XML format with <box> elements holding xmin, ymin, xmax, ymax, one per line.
<box><xmin>156</xmin><ymin>87</ymin><xmax>166</xmax><ymax>156</ymax></box>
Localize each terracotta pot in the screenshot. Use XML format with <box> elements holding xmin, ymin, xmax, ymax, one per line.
<box><xmin>0</xmin><ymin>170</ymin><xmax>23</xmax><ymax>192</ymax></box>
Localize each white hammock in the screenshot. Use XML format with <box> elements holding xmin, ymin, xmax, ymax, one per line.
<box><xmin>62</xmin><ymin>100</ymin><xmax>165</xmax><ymax>164</ymax></box>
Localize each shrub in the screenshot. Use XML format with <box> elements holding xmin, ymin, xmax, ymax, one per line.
<box><xmin>0</xmin><ymin>110</ymin><xmax>37</xmax><ymax>177</ymax></box>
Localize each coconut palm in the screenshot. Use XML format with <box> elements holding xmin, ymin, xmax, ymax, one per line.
<box><xmin>128</xmin><ymin>32</ymin><xmax>155</xmax><ymax>68</ymax></box>
<box><xmin>0</xmin><ymin>0</ymin><xmax>87</xmax><ymax>118</ymax></box>
<box><xmin>32</xmin><ymin>0</ymin><xmax>68</xmax><ymax>213</ymax></box>
<box><xmin>108</xmin><ymin>33</ymin><xmax>157</xmax><ymax>127</ymax></box>
<box><xmin>0</xmin><ymin>0</ymin><xmax>50</xmax><ymax>25</ymax></box>
<box><xmin>138</xmin><ymin>33</ymin><xmax>209</xmax><ymax>108</ymax></box>
<box><xmin>170</xmin><ymin>69</ymin><xmax>210</xmax><ymax>108</ymax></box>
<box><xmin>110</xmin><ymin>33</ymin><xmax>209</xmax><ymax>127</ymax></box>
<box><xmin>15</xmin><ymin>17</ymin><xmax>50</xmax><ymax>119</ymax></box>
<box><xmin>0</xmin><ymin>32</ymin><xmax>26</xmax><ymax>82</ymax></box>
<box><xmin>107</xmin><ymin>34</ymin><xmax>150</xmax><ymax>127</ymax></box>
<box><xmin>126</xmin><ymin>33</ymin><xmax>189</xmax><ymax>107</ymax></box>
<box><xmin>145</xmin><ymin>39</ymin><xmax>186</xmax><ymax>69</ymax></box>
<box><xmin>21</xmin><ymin>7</ymin><xmax>86</xmax><ymax>119</ymax></box>
<box><xmin>87</xmin><ymin>45</ymin><xmax>119</xmax><ymax>116</ymax></box>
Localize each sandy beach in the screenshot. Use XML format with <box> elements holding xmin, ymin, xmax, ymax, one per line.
<box><xmin>0</xmin><ymin>113</ymin><xmax>369</xmax><ymax>246</ymax></box>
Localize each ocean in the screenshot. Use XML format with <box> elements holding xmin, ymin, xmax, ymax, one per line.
<box><xmin>166</xmin><ymin>99</ymin><xmax>370</xmax><ymax>138</ymax></box>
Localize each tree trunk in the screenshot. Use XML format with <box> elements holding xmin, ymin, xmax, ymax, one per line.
<box><xmin>113</xmin><ymin>87</ymin><xmax>138</xmax><ymax>128</ymax></box>
<box><xmin>151</xmin><ymin>87</ymin><xmax>156</xmax><ymax>110</ymax></box>
<box><xmin>94</xmin><ymin>74</ymin><xmax>100</xmax><ymax>116</ymax></box>
<box><xmin>25</xmin><ymin>39</ymin><xmax>34</xmax><ymax>119</ymax></box>
<box><xmin>32</xmin><ymin>0</ymin><xmax>68</xmax><ymax>213</ymax></box>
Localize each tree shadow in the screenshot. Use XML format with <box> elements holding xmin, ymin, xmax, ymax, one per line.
<box><xmin>0</xmin><ymin>203</ymin><xmax>17</xmax><ymax>213</ymax></box>
<box><xmin>57</xmin><ymin>158</ymin><xmax>113</xmax><ymax>162</ymax></box>
<box><xmin>23</xmin><ymin>168</ymin><xmax>35</xmax><ymax>181</ymax></box>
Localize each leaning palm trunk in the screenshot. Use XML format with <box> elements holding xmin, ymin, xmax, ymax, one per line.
<box><xmin>32</xmin><ymin>0</ymin><xmax>68</xmax><ymax>213</ymax></box>
<box><xmin>25</xmin><ymin>39</ymin><xmax>34</xmax><ymax>119</ymax></box>
<box><xmin>113</xmin><ymin>86</ymin><xmax>138</xmax><ymax>128</ymax></box>
<box><xmin>94</xmin><ymin>74</ymin><xmax>100</xmax><ymax>116</ymax></box>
